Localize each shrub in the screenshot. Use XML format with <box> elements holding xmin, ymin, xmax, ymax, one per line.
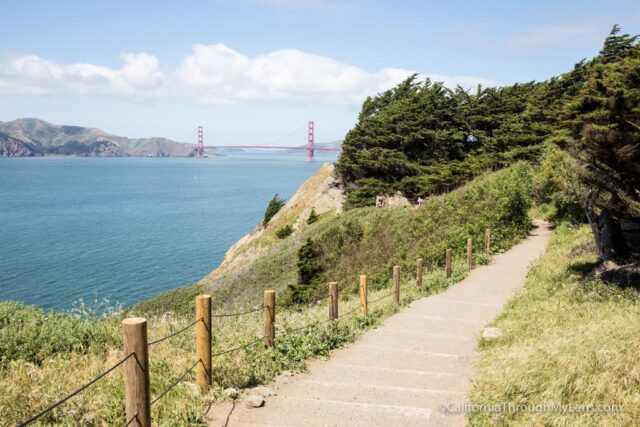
<box><xmin>275</xmin><ymin>224</ymin><xmax>293</xmax><ymax>239</ymax></box>
<box><xmin>0</xmin><ymin>301</ymin><xmax>118</xmax><ymax>366</ymax></box>
<box><xmin>291</xmin><ymin>238</ymin><xmax>323</xmax><ymax>303</ymax></box>
<box><xmin>263</xmin><ymin>194</ymin><xmax>285</xmax><ymax>225</ymax></box>
<box><xmin>307</xmin><ymin>208</ymin><xmax>319</xmax><ymax>225</ymax></box>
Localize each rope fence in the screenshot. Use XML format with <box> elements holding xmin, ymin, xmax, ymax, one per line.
<box><xmin>151</xmin><ymin>359</ymin><xmax>202</xmax><ymax>406</ymax></box>
<box><xmin>17</xmin><ymin>353</ymin><xmax>134</xmax><ymax>427</ymax></box>
<box><xmin>16</xmin><ymin>228</ymin><xmax>493</xmax><ymax>427</ymax></box>
<box><xmin>148</xmin><ymin>317</ymin><xmax>202</xmax><ymax>346</ymax></box>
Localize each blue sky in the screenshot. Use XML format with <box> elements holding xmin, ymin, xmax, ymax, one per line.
<box><xmin>1</xmin><ymin>0</ymin><xmax>638</xmax><ymax>145</ymax></box>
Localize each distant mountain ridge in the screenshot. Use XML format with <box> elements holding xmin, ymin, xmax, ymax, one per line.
<box><xmin>0</xmin><ymin>118</ymin><xmax>194</xmax><ymax>157</ymax></box>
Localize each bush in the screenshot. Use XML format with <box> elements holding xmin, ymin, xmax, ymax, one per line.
<box><xmin>291</xmin><ymin>238</ymin><xmax>323</xmax><ymax>303</ymax></box>
<box><xmin>307</xmin><ymin>208</ymin><xmax>319</xmax><ymax>225</ymax></box>
<box><xmin>0</xmin><ymin>301</ymin><xmax>118</xmax><ymax>366</ymax></box>
<box><xmin>275</xmin><ymin>224</ymin><xmax>293</xmax><ymax>239</ymax></box>
<box><xmin>263</xmin><ymin>194</ymin><xmax>285</xmax><ymax>225</ymax></box>
<box><xmin>532</xmin><ymin>145</ymin><xmax>585</xmax><ymax>222</ymax></box>
<box><xmin>285</xmin><ymin>163</ymin><xmax>533</xmax><ymax>303</ymax></box>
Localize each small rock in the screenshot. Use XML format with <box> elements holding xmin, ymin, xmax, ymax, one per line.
<box><xmin>81</xmin><ymin>412</ymin><xmax>96</xmax><ymax>425</ymax></box>
<box><xmin>482</xmin><ymin>327</ymin><xmax>503</xmax><ymax>341</ymax></box>
<box><xmin>248</xmin><ymin>385</ymin><xmax>276</xmax><ymax>397</ymax></box>
<box><xmin>281</xmin><ymin>370</ymin><xmax>294</xmax><ymax>378</ymax></box>
<box><xmin>245</xmin><ymin>394</ymin><xmax>265</xmax><ymax>408</ymax></box>
<box><xmin>223</xmin><ymin>387</ymin><xmax>239</xmax><ymax>399</ymax></box>
<box><xmin>183</xmin><ymin>382</ymin><xmax>200</xmax><ymax>396</ymax></box>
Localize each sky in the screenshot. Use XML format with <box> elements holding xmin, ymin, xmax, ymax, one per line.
<box><xmin>1</xmin><ymin>0</ymin><xmax>639</xmax><ymax>146</ymax></box>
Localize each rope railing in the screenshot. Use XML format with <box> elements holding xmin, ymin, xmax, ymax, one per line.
<box><xmin>212</xmin><ymin>336</ymin><xmax>266</xmax><ymax>357</ymax></box>
<box><xmin>150</xmin><ymin>359</ymin><xmax>202</xmax><ymax>406</ymax></box>
<box><xmin>368</xmin><ymin>291</ymin><xmax>394</xmax><ymax>304</ymax></box>
<box><xmin>148</xmin><ymin>317</ymin><xmax>202</xmax><ymax>346</ymax></box>
<box><xmin>212</xmin><ymin>305</ymin><xmax>264</xmax><ymax>318</ymax></box>
<box><xmin>17</xmin><ymin>229</ymin><xmax>492</xmax><ymax>426</ymax></box>
<box><xmin>17</xmin><ymin>353</ymin><xmax>134</xmax><ymax>427</ymax></box>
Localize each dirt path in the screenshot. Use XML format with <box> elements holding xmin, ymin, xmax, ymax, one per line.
<box><xmin>208</xmin><ymin>221</ymin><xmax>553</xmax><ymax>427</ymax></box>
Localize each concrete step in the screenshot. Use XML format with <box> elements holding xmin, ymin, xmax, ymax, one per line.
<box><xmin>326</xmin><ymin>341</ymin><xmax>473</xmax><ymax>373</ymax></box>
<box><xmin>276</xmin><ymin>377</ymin><xmax>466</xmax><ymax>408</ymax></box>
<box><xmin>355</xmin><ymin>329</ymin><xmax>477</xmax><ymax>354</ymax></box>
<box><xmin>302</xmin><ymin>361</ymin><xmax>470</xmax><ymax>392</ymax></box>
<box><xmin>228</xmin><ymin>395</ymin><xmax>462</xmax><ymax>427</ymax></box>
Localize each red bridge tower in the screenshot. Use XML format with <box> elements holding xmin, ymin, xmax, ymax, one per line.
<box><xmin>307</xmin><ymin>120</ymin><xmax>315</xmax><ymax>162</ymax></box>
<box><xmin>196</xmin><ymin>126</ymin><xmax>204</xmax><ymax>158</ymax></box>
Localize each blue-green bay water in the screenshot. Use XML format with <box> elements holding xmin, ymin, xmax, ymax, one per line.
<box><xmin>0</xmin><ymin>155</ymin><xmax>330</xmax><ymax>312</ymax></box>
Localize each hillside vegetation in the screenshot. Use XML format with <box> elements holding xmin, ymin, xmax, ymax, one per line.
<box><xmin>135</xmin><ymin>161</ymin><xmax>532</xmax><ymax>317</ymax></box>
<box><xmin>0</xmin><ymin>161</ymin><xmax>535</xmax><ymax>425</ymax></box>
<box><xmin>470</xmin><ymin>224</ymin><xmax>640</xmax><ymax>426</ymax></box>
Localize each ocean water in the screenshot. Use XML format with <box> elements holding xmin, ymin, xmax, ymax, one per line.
<box><xmin>0</xmin><ymin>155</ymin><xmax>333</xmax><ymax>312</ymax></box>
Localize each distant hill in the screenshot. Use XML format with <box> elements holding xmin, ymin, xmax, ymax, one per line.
<box><xmin>0</xmin><ymin>118</ymin><xmax>195</xmax><ymax>157</ymax></box>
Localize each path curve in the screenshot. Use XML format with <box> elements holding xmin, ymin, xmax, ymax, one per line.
<box><xmin>209</xmin><ymin>221</ymin><xmax>553</xmax><ymax>427</ymax></box>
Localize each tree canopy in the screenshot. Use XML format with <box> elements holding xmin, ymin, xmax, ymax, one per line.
<box><xmin>336</xmin><ymin>25</ymin><xmax>640</xmax><ymax>263</ymax></box>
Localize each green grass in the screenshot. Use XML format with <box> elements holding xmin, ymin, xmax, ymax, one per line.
<box><xmin>145</xmin><ymin>162</ymin><xmax>533</xmax><ymax>317</ymax></box>
<box><xmin>0</xmin><ymin>163</ymin><xmax>535</xmax><ymax>425</ymax></box>
<box><xmin>469</xmin><ymin>223</ymin><xmax>640</xmax><ymax>426</ymax></box>
<box><xmin>0</xmin><ymin>259</ymin><xmax>473</xmax><ymax>426</ymax></box>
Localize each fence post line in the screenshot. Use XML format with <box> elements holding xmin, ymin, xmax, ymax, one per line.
<box><xmin>359</xmin><ymin>275</ymin><xmax>368</xmax><ymax>316</ymax></box>
<box><xmin>263</xmin><ymin>290</ymin><xmax>276</xmax><ymax>348</ymax></box>
<box><xmin>329</xmin><ymin>282</ymin><xmax>339</xmax><ymax>321</ymax></box>
<box><xmin>393</xmin><ymin>265</ymin><xmax>400</xmax><ymax>302</ymax></box>
<box><xmin>122</xmin><ymin>318</ymin><xmax>151</xmax><ymax>427</ymax></box>
<box><xmin>467</xmin><ymin>238</ymin><xmax>473</xmax><ymax>270</ymax></box>
<box><xmin>416</xmin><ymin>258</ymin><xmax>423</xmax><ymax>290</ymax></box>
<box><xmin>195</xmin><ymin>295</ymin><xmax>212</xmax><ymax>393</ymax></box>
<box><xmin>445</xmin><ymin>249</ymin><xmax>452</xmax><ymax>278</ymax></box>
<box><xmin>485</xmin><ymin>228</ymin><xmax>491</xmax><ymax>254</ymax></box>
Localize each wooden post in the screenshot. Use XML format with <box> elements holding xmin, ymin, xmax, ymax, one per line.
<box><xmin>485</xmin><ymin>228</ymin><xmax>491</xmax><ymax>254</ymax></box>
<box><xmin>329</xmin><ymin>282</ymin><xmax>339</xmax><ymax>321</ymax></box>
<box><xmin>195</xmin><ymin>295</ymin><xmax>211</xmax><ymax>393</ymax></box>
<box><xmin>467</xmin><ymin>238</ymin><xmax>473</xmax><ymax>270</ymax></box>
<box><xmin>122</xmin><ymin>318</ymin><xmax>151</xmax><ymax>427</ymax></box>
<box><xmin>359</xmin><ymin>275</ymin><xmax>368</xmax><ymax>316</ymax></box>
<box><xmin>392</xmin><ymin>265</ymin><xmax>400</xmax><ymax>302</ymax></box>
<box><xmin>445</xmin><ymin>249</ymin><xmax>452</xmax><ymax>278</ymax></box>
<box><xmin>416</xmin><ymin>258</ymin><xmax>423</xmax><ymax>290</ymax></box>
<box><xmin>263</xmin><ymin>290</ymin><xmax>275</xmax><ymax>348</ymax></box>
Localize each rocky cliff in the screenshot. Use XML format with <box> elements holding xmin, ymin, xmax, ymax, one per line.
<box><xmin>201</xmin><ymin>163</ymin><xmax>344</xmax><ymax>282</ymax></box>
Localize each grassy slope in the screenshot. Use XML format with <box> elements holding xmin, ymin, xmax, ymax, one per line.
<box><xmin>135</xmin><ymin>162</ymin><xmax>533</xmax><ymax>318</ymax></box>
<box><xmin>469</xmin><ymin>224</ymin><xmax>640</xmax><ymax>426</ymax></box>
<box><xmin>0</xmin><ymin>163</ymin><xmax>533</xmax><ymax>425</ymax></box>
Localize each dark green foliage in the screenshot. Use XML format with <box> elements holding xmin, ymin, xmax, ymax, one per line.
<box><xmin>276</xmin><ymin>224</ymin><xmax>293</xmax><ymax>239</ymax></box>
<box><xmin>532</xmin><ymin>145</ymin><xmax>585</xmax><ymax>222</ymax></box>
<box><xmin>599</xmin><ymin>25</ymin><xmax>639</xmax><ymax>63</ymax></box>
<box><xmin>307</xmin><ymin>208</ymin><xmax>319</xmax><ymax>225</ymax></box>
<box><xmin>562</xmin><ymin>26</ymin><xmax>640</xmax><ymax>261</ymax></box>
<box><xmin>263</xmin><ymin>194</ymin><xmax>285</xmax><ymax>225</ymax></box>
<box><xmin>288</xmin><ymin>163</ymin><xmax>533</xmax><ymax>303</ymax></box>
<box><xmin>0</xmin><ymin>301</ymin><xmax>118</xmax><ymax>366</ymax></box>
<box><xmin>291</xmin><ymin>238</ymin><xmax>323</xmax><ymax>303</ymax></box>
<box><xmin>336</xmin><ymin>75</ymin><xmax>559</xmax><ymax>207</ymax></box>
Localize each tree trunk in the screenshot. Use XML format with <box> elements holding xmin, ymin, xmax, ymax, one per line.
<box><xmin>583</xmin><ymin>192</ymin><xmax>628</xmax><ymax>263</ymax></box>
<box><xmin>597</xmin><ymin>207</ymin><xmax>627</xmax><ymax>263</ymax></box>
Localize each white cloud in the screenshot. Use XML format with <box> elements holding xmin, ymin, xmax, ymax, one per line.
<box><xmin>0</xmin><ymin>44</ymin><xmax>499</xmax><ymax>105</ymax></box>
<box><xmin>507</xmin><ymin>23</ymin><xmax>604</xmax><ymax>50</ymax></box>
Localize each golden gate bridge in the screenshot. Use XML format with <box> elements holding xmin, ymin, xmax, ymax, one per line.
<box><xmin>193</xmin><ymin>121</ymin><xmax>340</xmax><ymax>161</ymax></box>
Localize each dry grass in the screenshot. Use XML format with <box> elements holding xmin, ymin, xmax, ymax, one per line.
<box><xmin>469</xmin><ymin>224</ymin><xmax>640</xmax><ymax>426</ymax></box>
<box><xmin>0</xmin><ymin>259</ymin><xmax>471</xmax><ymax>426</ymax></box>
